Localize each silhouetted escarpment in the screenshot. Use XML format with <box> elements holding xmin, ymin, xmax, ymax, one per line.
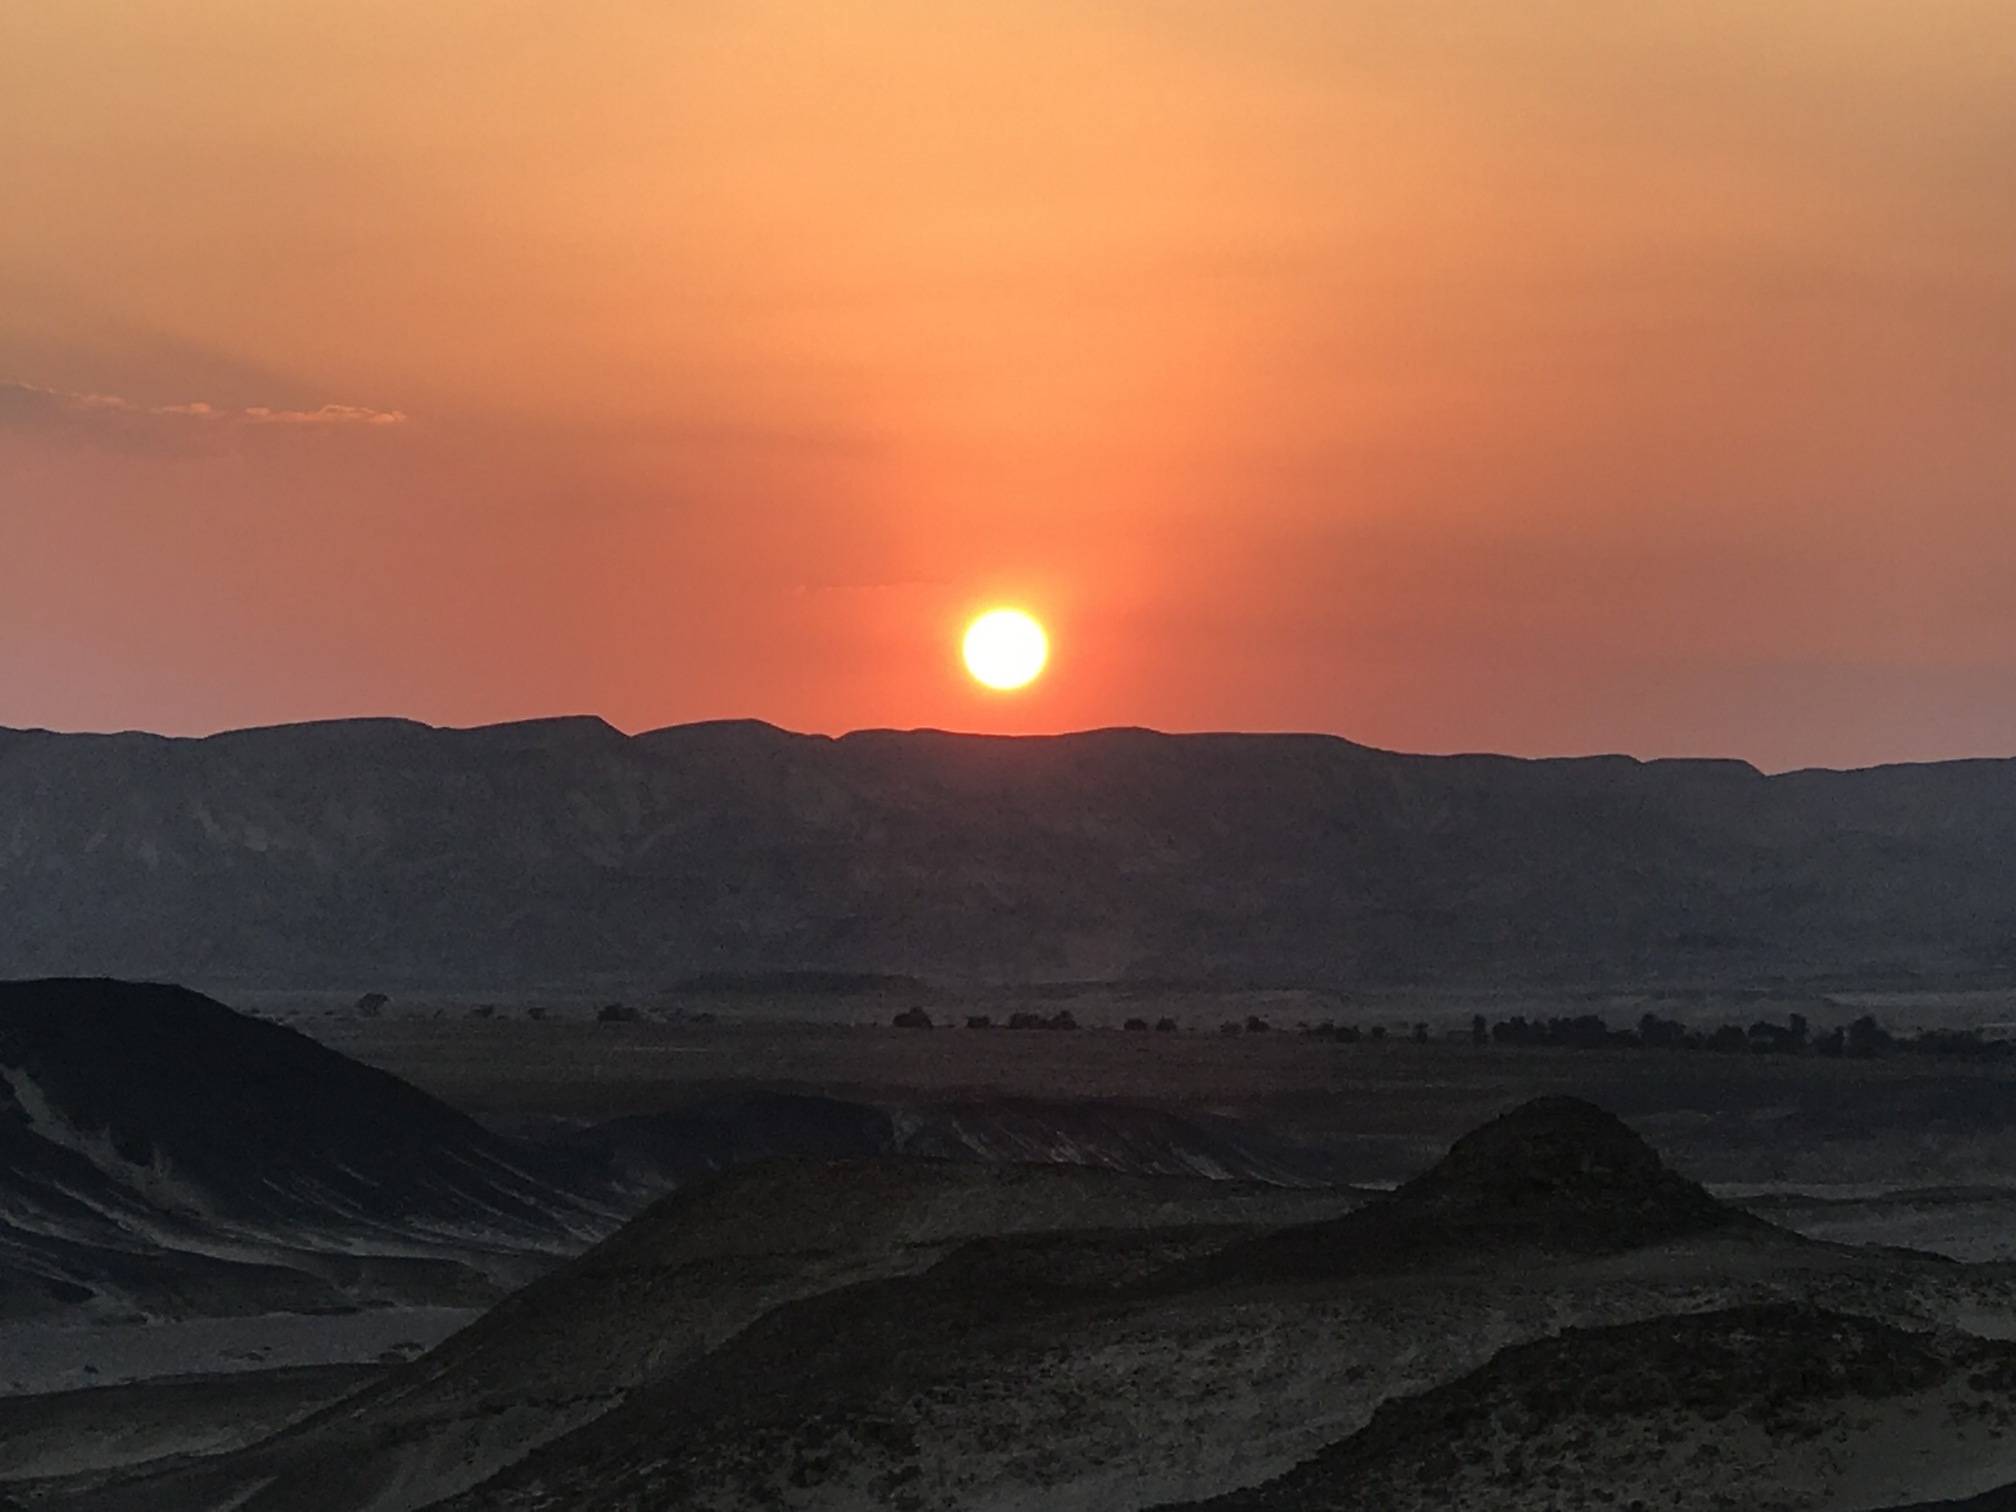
<box><xmin>5</xmin><ymin>716</ymin><xmax>2016</xmax><ymax>989</ymax></box>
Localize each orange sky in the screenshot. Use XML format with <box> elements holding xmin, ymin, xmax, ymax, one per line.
<box><xmin>3</xmin><ymin>2</ymin><xmax>2014</xmax><ymax>769</ymax></box>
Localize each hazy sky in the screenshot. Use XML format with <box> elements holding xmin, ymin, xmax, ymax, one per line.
<box><xmin>4</xmin><ymin>2</ymin><xmax>2014</xmax><ymax>768</ymax></box>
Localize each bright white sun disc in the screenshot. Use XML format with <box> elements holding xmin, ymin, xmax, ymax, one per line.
<box><xmin>963</xmin><ymin>609</ymin><xmax>1048</xmax><ymax>690</ymax></box>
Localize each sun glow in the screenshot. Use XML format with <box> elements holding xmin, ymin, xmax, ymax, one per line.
<box><xmin>962</xmin><ymin>609</ymin><xmax>1048</xmax><ymax>691</ymax></box>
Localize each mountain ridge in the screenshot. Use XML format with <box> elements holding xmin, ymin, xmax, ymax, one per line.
<box><xmin>5</xmin><ymin>716</ymin><xmax>2015</xmax><ymax>991</ymax></box>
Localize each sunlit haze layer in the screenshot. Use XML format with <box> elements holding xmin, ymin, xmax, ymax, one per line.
<box><xmin>4</xmin><ymin>2</ymin><xmax>2014</xmax><ymax>769</ymax></box>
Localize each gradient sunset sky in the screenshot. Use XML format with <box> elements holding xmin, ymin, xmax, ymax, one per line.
<box><xmin>4</xmin><ymin>2</ymin><xmax>2013</xmax><ymax>769</ymax></box>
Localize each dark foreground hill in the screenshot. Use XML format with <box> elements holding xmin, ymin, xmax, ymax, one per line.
<box><xmin>43</xmin><ymin>1163</ymin><xmax>1365</xmax><ymax>1512</ymax></box>
<box><xmin>1158</xmin><ymin>1305</ymin><xmax>2016</xmax><ymax>1512</ymax></box>
<box><xmin>4</xmin><ymin>716</ymin><xmax>2015</xmax><ymax>990</ymax></box>
<box><xmin>1175</xmin><ymin>1095</ymin><xmax>1767</xmax><ymax>1286</ymax></box>
<box><xmin>0</xmin><ymin>979</ymin><xmax>1354</xmax><ymax>1338</ymax></box>
<box><xmin>0</xmin><ymin>980</ymin><xmax>616</xmax><ymax>1325</ymax></box>
<box><xmin>46</xmin><ymin>1098</ymin><xmax>2016</xmax><ymax>1512</ymax></box>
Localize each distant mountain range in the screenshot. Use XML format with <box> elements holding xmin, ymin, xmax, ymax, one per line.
<box><xmin>4</xmin><ymin>716</ymin><xmax>2014</xmax><ymax>991</ymax></box>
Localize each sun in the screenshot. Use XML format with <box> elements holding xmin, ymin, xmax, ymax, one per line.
<box><xmin>962</xmin><ymin>609</ymin><xmax>1048</xmax><ymax>691</ymax></box>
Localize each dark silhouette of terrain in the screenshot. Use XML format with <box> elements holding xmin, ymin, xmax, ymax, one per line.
<box><xmin>1380</xmin><ymin>1093</ymin><xmax>1747</xmax><ymax>1244</ymax></box>
<box><xmin>0</xmin><ymin>980</ymin><xmax>1352</xmax><ymax>1331</ymax></box>
<box><xmin>17</xmin><ymin>981</ymin><xmax>2016</xmax><ymax>1508</ymax></box>
<box><xmin>408</xmin><ymin>1103</ymin><xmax>2016</xmax><ymax>1512</ymax></box>
<box><xmin>1164</xmin><ymin>1095</ymin><xmax>1766</xmax><ymax>1288</ymax></box>
<box><xmin>44</xmin><ymin>1162</ymin><xmax>1365</xmax><ymax>1512</ymax></box>
<box><xmin>568</xmin><ymin>1091</ymin><xmax>1351</xmax><ymax>1188</ymax></box>
<box><xmin>1160</xmin><ymin>1305</ymin><xmax>2016</xmax><ymax>1511</ymax></box>
<box><xmin>0</xmin><ymin>980</ymin><xmax>594</xmax><ymax>1230</ymax></box>
<box><xmin>5</xmin><ymin>716</ymin><xmax>2016</xmax><ymax>990</ymax></box>
<box><xmin>0</xmin><ymin>980</ymin><xmax>616</xmax><ymax>1323</ymax></box>
<box><xmin>1885</xmin><ymin>1487</ymin><xmax>2016</xmax><ymax>1510</ymax></box>
<box><xmin>53</xmin><ymin>1095</ymin><xmax>2016</xmax><ymax>1512</ymax></box>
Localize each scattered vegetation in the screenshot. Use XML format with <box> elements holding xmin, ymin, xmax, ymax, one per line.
<box><xmin>1005</xmin><ymin>1010</ymin><xmax>1079</xmax><ymax>1030</ymax></box>
<box><xmin>1297</xmin><ymin>1008</ymin><xmax>2011</xmax><ymax>1059</ymax></box>
<box><xmin>839</xmin><ymin>999</ymin><xmax>2008</xmax><ymax>1057</ymax></box>
<box><xmin>914</xmin><ymin>1009</ymin><xmax>1087</xmax><ymax>1029</ymax></box>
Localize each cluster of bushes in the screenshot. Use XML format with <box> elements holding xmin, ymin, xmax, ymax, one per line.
<box><xmin>1470</xmin><ymin>1010</ymin><xmax>2007</xmax><ymax>1059</ymax></box>
<box><xmin>890</xmin><ymin>1004</ymin><xmax>2003</xmax><ymax>1058</ymax></box>
<box><xmin>897</xmin><ymin>1010</ymin><xmax>1190</xmax><ymax>1031</ymax></box>
<box><xmin>1302</xmin><ymin>1022</ymin><xmax>1430</xmax><ymax>1043</ymax></box>
<box><xmin>896</xmin><ymin>1009</ymin><xmax>1084</xmax><ymax>1030</ymax></box>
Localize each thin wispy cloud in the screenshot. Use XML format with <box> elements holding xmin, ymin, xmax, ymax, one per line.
<box><xmin>0</xmin><ymin>380</ymin><xmax>407</xmax><ymax>434</ymax></box>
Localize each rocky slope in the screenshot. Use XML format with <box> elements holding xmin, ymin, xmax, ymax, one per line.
<box><xmin>47</xmin><ymin>1098</ymin><xmax>2016</xmax><ymax>1512</ymax></box>
<box><xmin>5</xmin><ymin>717</ymin><xmax>2016</xmax><ymax>990</ymax></box>
<box><xmin>37</xmin><ymin>1163</ymin><xmax>1364</xmax><ymax>1512</ymax></box>
<box><xmin>0</xmin><ymin>980</ymin><xmax>619</xmax><ymax>1326</ymax></box>
<box><xmin>569</xmin><ymin>1091</ymin><xmax>1351</xmax><ymax>1191</ymax></box>
<box><xmin>1157</xmin><ymin>1304</ymin><xmax>2016</xmax><ymax>1511</ymax></box>
<box><xmin>415</xmin><ymin>1102</ymin><xmax>2016</xmax><ymax>1512</ymax></box>
<box><xmin>0</xmin><ymin>981</ymin><xmax>1350</xmax><ymax>1336</ymax></box>
<box><xmin>1179</xmin><ymin>1094</ymin><xmax>1765</xmax><ymax>1285</ymax></box>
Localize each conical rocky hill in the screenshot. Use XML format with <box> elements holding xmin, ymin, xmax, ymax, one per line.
<box><xmin>1388</xmin><ymin>1094</ymin><xmax>1741</xmax><ymax>1243</ymax></box>
<box><xmin>1183</xmin><ymin>1096</ymin><xmax>1769</xmax><ymax>1285</ymax></box>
